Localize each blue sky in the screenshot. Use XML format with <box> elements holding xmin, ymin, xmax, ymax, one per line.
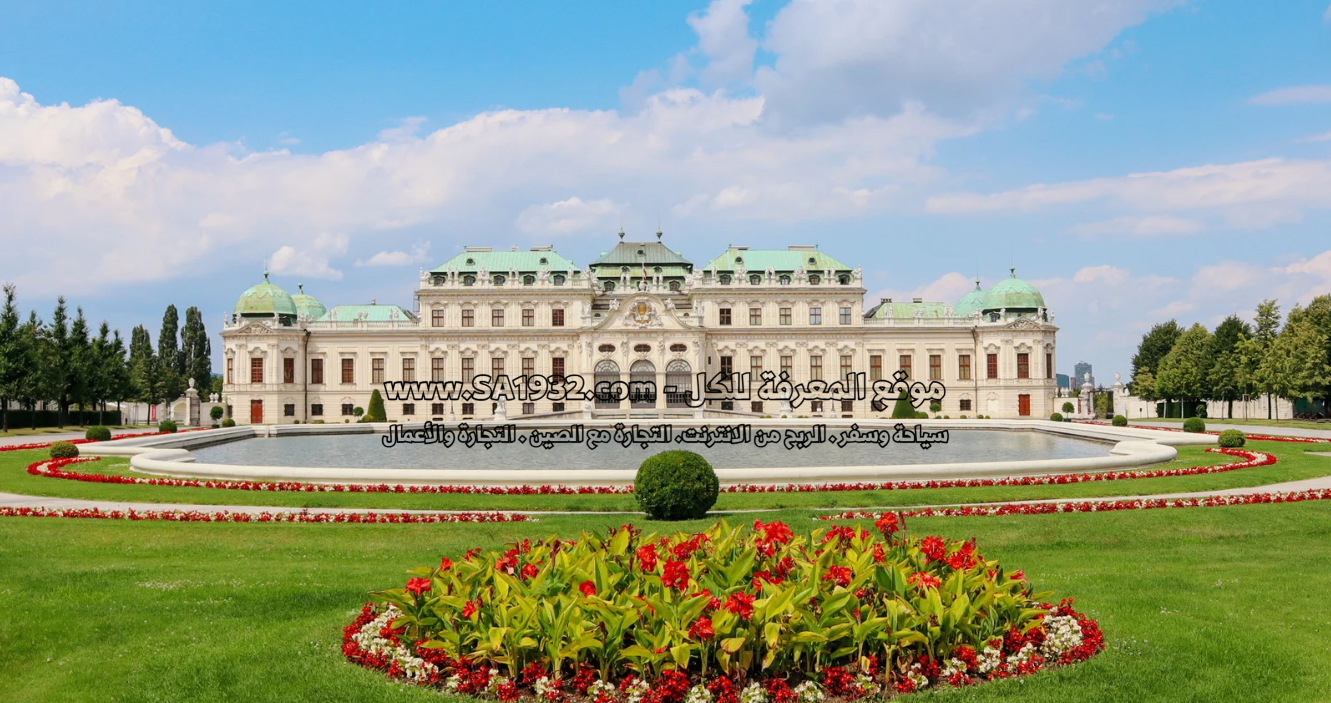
<box><xmin>1</xmin><ymin>0</ymin><xmax>1330</xmax><ymax>380</ymax></box>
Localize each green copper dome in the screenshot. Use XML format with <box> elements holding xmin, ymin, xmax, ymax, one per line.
<box><xmin>291</xmin><ymin>283</ymin><xmax>326</xmax><ymax>320</ymax></box>
<box><xmin>981</xmin><ymin>267</ymin><xmax>1046</xmax><ymax>312</ymax></box>
<box><xmin>235</xmin><ymin>272</ymin><xmax>297</xmax><ymax>321</ymax></box>
<box><xmin>953</xmin><ymin>279</ymin><xmax>987</xmax><ymax>317</ymax></box>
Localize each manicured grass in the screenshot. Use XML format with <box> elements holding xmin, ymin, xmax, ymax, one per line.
<box><xmin>2</xmin><ymin>503</ymin><xmax>1331</xmax><ymax>701</ymax></box>
<box><xmin>2</xmin><ymin>442</ymin><xmax>1330</xmax><ymax>512</ymax></box>
<box><xmin>1138</xmin><ymin>418</ymin><xmax>1331</xmax><ymax>432</ymax></box>
<box><xmin>0</xmin><ymin>425</ymin><xmax>140</xmax><ymax>438</ymax></box>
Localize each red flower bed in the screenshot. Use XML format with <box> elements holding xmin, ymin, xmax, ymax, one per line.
<box><xmin>0</xmin><ymin>504</ymin><xmax>533</xmax><ymax>524</ymax></box>
<box><xmin>25</xmin><ymin>448</ymin><xmax>1274</xmax><ymax>497</ymax></box>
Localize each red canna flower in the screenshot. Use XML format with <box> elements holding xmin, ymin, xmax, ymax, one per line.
<box><xmin>662</xmin><ymin>559</ymin><xmax>690</xmax><ymax>591</ymax></box>
<box><xmin>461</xmin><ymin>600</ymin><xmax>478</xmax><ymax>618</ymax></box>
<box><xmin>520</xmin><ymin>562</ymin><xmax>540</xmax><ymax>580</ymax></box>
<box><xmin>908</xmin><ymin>571</ymin><xmax>940</xmax><ymax>590</ymax></box>
<box><xmin>579</xmin><ymin>580</ymin><xmax>597</xmax><ymax>597</ymax></box>
<box><xmin>636</xmin><ymin>544</ymin><xmax>658</xmax><ymax>572</ymax></box>
<box><xmin>688</xmin><ymin>615</ymin><xmax>715</xmax><ymax>640</ymax></box>
<box><xmin>722</xmin><ymin>591</ymin><xmax>756</xmax><ymax>620</ymax></box>
<box><xmin>920</xmin><ymin>535</ymin><xmax>947</xmax><ymax>563</ymax></box>
<box><xmin>405</xmin><ymin>577</ymin><xmax>432</xmax><ymax>597</ymax></box>
<box><xmin>822</xmin><ymin>565</ymin><xmax>853</xmax><ymax>587</ymax></box>
<box><xmin>439</xmin><ymin>556</ymin><xmax>453</xmax><ymax>572</ymax></box>
<box><xmin>874</xmin><ymin>512</ymin><xmax>904</xmax><ymax>536</ymax></box>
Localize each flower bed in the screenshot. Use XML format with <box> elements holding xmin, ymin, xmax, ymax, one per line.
<box><xmin>344</xmin><ymin>519</ymin><xmax>1103</xmax><ymax>701</ymax></box>
<box><xmin>0</xmin><ymin>504</ymin><xmax>533</xmax><ymax>524</ymax></box>
<box><xmin>26</xmin><ymin>448</ymin><xmax>1272</xmax><ymax>497</ymax></box>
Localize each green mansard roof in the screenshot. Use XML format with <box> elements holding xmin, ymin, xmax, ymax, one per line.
<box><xmin>432</xmin><ymin>247</ymin><xmax>576</xmax><ymax>273</ymax></box>
<box><xmin>704</xmin><ymin>246</ymin><xmax>852</xmax><ymax>272</ymax></box>
<box><xmin>318</xmin><ymin>304</ymin><xmax>418</xmax><ymax>323</ymax></box>
<box><xmin>864</xmin><ymin>299</ymin><xmax>951</xmax><ymax>319</ymax></box>
<box><xmin>589</xmin><ymin>239</ymin><xmax>693</xmax><ymax>269</ymax></box>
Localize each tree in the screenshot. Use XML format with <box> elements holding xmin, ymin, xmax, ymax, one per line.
<box><xmin>1207</xmin><ymin>315</ymin><xmax>1252</xmax><ymax>418</ymax></box>
<box><xmin>1156</xmin><ymin>323</ymin><xmax>1212</xmax><ymax>417</ymax></box>
<box><xmin>365</xmin><ymin>389</ymin><xmax>387</xmax><ymax>422</ymax></box>
<box><xmin>1133</xmin><ymin>368</ymin><xmax>1158</xmax><ymax>403</ymax></box>
<box><xmin>1130</xmin><ymin>320</ymin><xmax>1181</xmax><ymax>395</ymax></box>
<box><xmin>1286</xmin><ymin>295</ymin><xmax>1331</xmax><ymax>414</ymax></box>
<box><xmin>15</xmin><ymin>312</ymin><xmax>46</xmax><ymax>430</ymax></box>
<box><xmin>44</xmin><ymin>298</ymin><xmax>74</xmax><ymax>428</ymax></box>
<box><xmin>1249</xmin><ymin>299</ymin><xmax>1282</xmax><ymax>419</ymax></box>
<box><xmin>107</xmin><ymin>330</ymin><xmax>131</xmax><ymax>426</ymax></box>
<box><xmin>890</xmin><ymin>390</ymin><xmax>915</xmax><ymax>419</ymax></box>
<box><xmin>1262</xmin><ymin>306</ymin><xmax>1331</xmax><ymax>421</ymax></box>
<box><xmin>68</xmin><ymin>308</ymin><xmax>91</xmax><ymax>424</ymax></box>
<box><xmin>0</xmin><ymin>284</ymin><xmax>20</xmax><ymax>432</ymax></box>
<box><xmin>158</xmin><ymin>305</ymin><xmax>185</xmax><ymax>402</ymax></box>
<box><xmin>88</xmin><ymin>322</ymin><xmax>111</xmax><ymax>425</ymax></box>
<box><xmin>181</xmin><ymin>306</ymin><xmax>212</xmax><ymax>395</ymax></box>
<box><xmin>129</xmin><ymin>325</ymin><xmax>162</xmax><ymax>424</ymax></box>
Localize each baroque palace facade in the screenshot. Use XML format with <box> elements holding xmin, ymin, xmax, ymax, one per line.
<box><xmin>221</xmin><ymin>235</ymin><xmax>1058</xmax><ymax>423</ymax></box>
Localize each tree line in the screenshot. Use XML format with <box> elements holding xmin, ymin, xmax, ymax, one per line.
<box><xmin>1130</xmin><ymin>295</ymin><xmax>1331</xmax><ymax>420</ymax></box>
<box><xmin>0</xmin><ymin>284</ymin><xmax>214</xmax><ymax>431</ymax></box>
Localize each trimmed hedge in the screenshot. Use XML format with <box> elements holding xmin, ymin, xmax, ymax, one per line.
<box><xmin>221</xmin><ymin>418</ymin><xmax>236</xmax><ymax>428</ymax></box>
<box><xmin>48</xmin><ymin>441</ymin><xmax>79</xmax><ymax>459</ymax></box>
<box><xmin>1112</xmin><ymin>415</ymin><xmax>1127</xmax><ymax>427</ymax></box>
<box><xmin>0</xmin><ymin>409</ymin><xmax>122</xmax><ymax>428</ymax></box>
<box><xmin>634</xmin><ymin>450</ymin><xmax>719</xmax><ymax>521</ymax></box>
<box><xmin>84</xmin><ymin>426</ymin><xmax>112</xmax><ymax>441</ymax></box>
<box><xmin>1218</xmin><ymin>429</ymin><xmax>1246</xmax><ymax>448</ymax></box>
<box><xmin>1049</xmin><ymin>412</ymin><xmax>1063</xmax><ymax>422</ymax></box>
<box><xmin>158</xmin><ymin>420</ymin><xmax>178</xmax><ymax>434</ymax></box>
<box><xmin>1183</xmin><ymin>417</ymin><xmax>1206</xmax><ymax>433</ymax></box>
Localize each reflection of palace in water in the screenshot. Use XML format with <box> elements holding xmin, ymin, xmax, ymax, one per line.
<box><xmin>221</xmin><ymin>234</ymin><xmax>1057</xmax><ymax>423</ymax></box>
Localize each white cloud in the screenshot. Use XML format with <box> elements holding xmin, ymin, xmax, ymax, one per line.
<box><xmin>269</xmin><ymin>233</ymin><xmax>348</xmax><ymax>280</ymax></box>
<box><xmin>687</xmin><ymin>0</ymin><xmax>757</xmax><ymax>85</ymax></box>
<box><xmin>355</xmin><ymin>242</ymin><xmax>431</xmax><ymax>267</ymax></box>
<box><xmin>378</xmin><ymin>116</ymin><xmax>428</xmax><ymax>142</ymax></box>
<box><xmin>754</xmin><ymin>0</ymin><xmax>1182</xmax><ymax>125</ymax></box>
<box><xmin>1063</xmin><ymin>215</ymin><xmax>1204</xmax><ymax>237</ymax></box>
<box><xmin>1249</xmin><ymin>84</ymin><xmax>1331</xmax><ymax>106</ymax></box>
<box><xmin>871</xmin><ymin>272</ymin><xmax>976</xmax><ymax>307</ymax></box>
<box><xmin>1150</xmin><ymin>300</ymin><xmax>1196</xmax><ymax>317</ymax></box>
<box><xmin>1297</xmin><ymin>129</ymin><xmax>1331</xmax><ymax>143</ymax></box>
<box><xmin>516</xmin><ymin>197</ymin><xmax>620</xmax><ymax>236</ymax></box>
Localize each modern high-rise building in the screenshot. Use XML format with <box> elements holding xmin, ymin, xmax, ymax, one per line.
<box><xmin>1073</xmin><ymin>361</ymin><xmax>1094</xmax><ymax>387</ymax></box>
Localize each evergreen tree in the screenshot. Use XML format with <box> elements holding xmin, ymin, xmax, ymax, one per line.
<box><xmin>45</xmin><ymin>298</ymin><xmax>73</xmax><ymax>427</ymax></box>
<box><xmin>16</xmin><ymin>312</ymin><xmax>46</xmax><ymax>430</ymax></box>
<box><xmin>108</xmin><ymin>330</ymin><xmax>131</xmax><ymax>424</ymax></box>
<box><xmin>1207</xmin><ymin>315</ymin><xmax>1252</xmax><ymax>418</ymax></box>
<box><xmin>68</xmin><ymin>308</ymin><xmax>91</xmax><ymax>424</ymax></box>
<box><xmin>90</xmin><ymin>322</ymin><xmax>111</xmax><ymax>425</ymax></box>
<box><xmin>129</xmin><ymin>325</ymin><xmax>162</xmax><ymax>424</ymax></box>
<box><xmin>158</xmin><ymin>305</ymin><xmax>185</xmax><ymax>401</ymax></box>
<box><xmin>890</xmin><ymin>389</ymin><xmax>915</xmax><ymax>419</ymax></box>
<box><xmin>1130</xmin><ymin>320</ymin><xmax>1181</xmax><ymax>395</ymax></box>
<box><xmin>1250</xmin><ymin>299</ymin><xmax>1282</xmax><ymax>419</ymax></box>
<box><xmin>1156</xmin><ymin>323</ymin><xmax>1212</xmax><ymax>417</ymax></box>
<box><xmin>181</xmin><ymin>306</ymin><xmax>212</xmax><ymax>394</ymax></box>
<box><xmin>365</xmin><ymin>388</ymin><xmax>387</xmax><ymax>422</ymax></box>
<box><xmin>0</xmin><ymin>284</ymin><xmax>20</xmax><ymax>432</ymax></box>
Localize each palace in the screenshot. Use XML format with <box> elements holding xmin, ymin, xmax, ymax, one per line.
<box><xmin>220</xmin><ymin>235</ymin><xmax>1058</xmax><ymax>423</ymax></box>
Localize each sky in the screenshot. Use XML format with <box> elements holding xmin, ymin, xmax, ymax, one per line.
<box><xmin>2</xmin><ymin>0</ymin><xmax>1331</xmax><ymax>381</ymax></box>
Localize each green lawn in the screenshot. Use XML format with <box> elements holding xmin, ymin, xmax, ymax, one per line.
<box><xmin>0</xmin><ymin>425</ymin><xmax>141</xmax><ymax>439</ymax></box>
<box><xmin>2</xmin><ymin>442</ymin><xmax>1330</xmax><ymax>512</ymax></box>
<box><xmin>2</xmin><ymin>503</ymin><xmax>1331</xmax><ymax>702</ymax></box>
<box><xmin>1138</xmin><ymin>418</ymin><xmax>1331</xmax><ymax>432</ymax></box>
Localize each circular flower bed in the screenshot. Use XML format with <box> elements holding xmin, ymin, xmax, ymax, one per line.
<box><xmin>344</xmin><ymin>519</ymin><xmax>1104</xmax><ymax>700</ymax></box>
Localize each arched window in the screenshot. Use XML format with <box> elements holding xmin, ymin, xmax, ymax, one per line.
<box><xmin>630</xmin><ymin>360</ymin><xmax>656</xmax><ymax>408</ymax></box>
<box><xmin>669</xmin><ymin>280</ymin><xmax>680</xmax><ymax>291</ymax></box>
<box><xmin>595</xmin><ymin>360</ymin><xmax>620</xmax><ymax>409</ymax></box>
<box><xmin>666</xmin><ymin>359</ymin><xmax>692</xmax><ymax>407</ymax></box>
<box><xmin>749</xmin><ymin>274</ymin><xmax>762</xmax><ymax>285</ymax></box>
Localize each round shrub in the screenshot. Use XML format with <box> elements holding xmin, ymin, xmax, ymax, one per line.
<box><xmin>158</xmin><ymin>419</ymin><xmax>178</xmax><ymax>433</ymax></box>
<box><xmin>1112</xmin><ymin>414</ymin><xmax>1127</xmax><ymax>427</ymax></box>
<box><xmin>84</xmin><ymin>425</ymin><xmax>111</xmax><ymax>441</ymax></box>
<box><xmin>1062</xmin><ymin>401</ymin><xmax>1075</xmax><ymax>413</ymax></box>
<box><xmin>210</xmin><ymin>406</ymin><xmax>224</xmax><ymax>421</ymax></box>
<box><xmin>915</xmin><ymin>411</ymin><xmax>929</xmax><ymax>419</ymax></box>
<box><xmin>221</xmin><ymin>418</ymin><xmax>236</xmax><ymax>428</ymax></box>
<box><xmin>929</xmin><ymin>401</ymin><xmax>942</xmax><ymax>414</ymax></box>
<box><xmin>48</xmin><ymin>441</ymin><xmax>79</xmax><ymax>459</ymax></box>
<box><xmin>634</xmin><ymin>450</ymin><xmax>719</xmax><ymax>521</ymax></box>
<box><xmin>1218</xmin><ymin>429</ymin><xmax>1246</xmax><ymax>448</ymax></box>
<box><xmin>1049</xmin><ymin>412</ymin><xmax>1063</xmax><ymax>422</ymax></box>
<box><xmin>1183</xmin><ymin>417</ymin><xmax>1206</xmax><ymax>433</ymax></box>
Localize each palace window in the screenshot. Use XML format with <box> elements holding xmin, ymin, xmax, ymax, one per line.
<box><xmin>461</xmin><ymin>402</ymin><xmax>474</xmax><ymax>416</ymax></box>
<box><xmin>810</xmin><ymin>356</ymin><xmax>823</xmax><ymax>381</ymax></box>
<box><xmin>462</xmin><ymin>275</ymin><xmax>475</xmax><ymax>286</ymax></box>
<box><xmin>431</xmin><ymin>403</ymin><xmax>444</xmax><ymax>416</ymax></box>
<box><xmin>1046</xmin><ymin>353</ymin><xmax>1054</xmax><ymax>379</ymax></box>
<box><xmin>1017</xmin><ymin>353</ymin><xmax>1030</xmax><ymax>379</ymax></box>
<box><xmin>461</xmin><ymin>309</ymin><xmax>474</xmax><ymax>327</ymax></box>
<box><xmin>522</xmin><ymin>308</ymin><xmax>534</xmax><ymax>327</ymax></box>
<box><xmin>750</xmin><ymin>355</ymin><xmax>763</xmax><ymax>376</ymax></box>
<box><xmin>226</xmin><ymin>357</ymin><xmax>233</xmax><ymax>385</ymax></box>
<box><xmin>720</xmin><ymin>355</ymin><xmax>733</xmax><ymax>378</ymax></box>
<box><xmin>341</xmin><ymin>358</ymin><xmax>354</xmax><ymax>384</ymax></box>
<box><xmin>839</xmin><ymin>306</ymin><xmax>852</xmax><ymax>325</ymax></box>
<box><xmin>749</xmin><ymin>308</ymin><xmax>761</xmax><ymax>325</ymax></box>
<box><xmin>341</xmin><ymin>403</ymin><xmax>354</xmax><ymax>416</ymax></box>
<box><xmin>598</xmin><ymin>344</ymin><xmax>615</xmax><ymax>353</ymax></box>
<box><xmin>959</xmin><ymin>354</ymin><xmax>971</xmax><ymax>381</ymax></box>
<box><xmin>987</xmin><ymin>353</ymin><xmax>999</xmax><ymax>379</ymax></box>
<box><xmin>929</xmin><ymin>354</ymin><xmax>942</xmax><ymax>381</ymax></box>
<box><xmin>899</xmin><ymin>354</ymin><xmax>912</xmax><ymax>379</ymax></box>
<box><xmin>669</xmin><ymin>343</ymin><xmax>687</xmax><ymax>352</ymax></box>
<box><xmin>372</xmin><ymin>358</ymin><xmax>385</xmax><ymax>384</ymax></box>
<box><xmin>522</xmin><ymin>357</ymin><xmax>535</xmax><ymax>378</ymax></box>
<box><xmin>809</xmin><ymin>307</ymin><xmax>822</xmax><ymax>325</ymax></box>
<box><xmin>779</xmin><ymin>307</ymin><xmax>791</xmax><ymax>325</ymax></box>
<box><xmin>809</xmin><ymin>274</ymin><xmax>821</xmax><ymax>285</ymax></box>
<box><xmin>283</xmin><ymin>403</ymin><xmax>295</xmax><ymax>417</ymax></box>
<box><xmin>553</xmin><ymin>274</ymin><xmax>566</xmax><ymax>286</ymax></box>
<box><xmin>869</xmin><ymin>355</ymin><xmax>882</xmax><ymax>381</ymax></box>
<box><xmin>402</xmin><ymin>357</ymin><xmax>415</xmax><ymax>382</ymax></box>
<box><xmin>634</xmin><ymin>344</ymin><xmax>651</xmax><ymax>353</ymax></box>
<box><xmin>492</xmin><ymin>308</ymin><xmax>504</xmax><ymax>327</ymax></box>
<box><xmin>522</xmin><ymin>402</ymin><xmax>535</xmax><ymax>415</ymax></box>
<box><xmin>838</xmin><ymin>274</ymin><xmax>851</xmax><ymax>285</ymax></box>
<box><xmin>493</xmin><ymin>275</ymin><xmax>506</xmax><ymax>286</ymax></box>
<box><xmin>462</xmin><ymin>358</ymin><xmax>475</xmax><ymax>383</ymax></box>
<box><xmin>402</xmin><ymin>403</ymin><xmax>415</xmax><ymax>416</ymax></box>
<box><xmin>250</xmin><ymin>358</ymin><xmax>264</xmax><ymax>384</ymax></box>
<box><xmin>960</xmin><ymin>399</ymin><xmax>972</xmax><ymax>411</ymax></box>
<box><xmin>311</xmin><ymin>404</ymin><xmax>323</xmax><ymax>416</ymax></box>
<box><xmin>841</xmin><ymin>400</ymin><xmax>853</xmax><ymax>413</ymax></box>
<box><xmin>719</xmin><ymin>307</ymin><xmax>732</xmax><ymax>325</ymax></box>
<box><xmin>552</xmin><ymin>308</ymin><xmax>565</xmax><ymax>327</ymax></box>
<box><xmin>552</xmin><ymin>357</ymin><xmax>565</xmax><ymax>382</ymax></box>
<box><xmin>310</xmin><ymin>358</ymin><xmax>324</xmax><ymax>385</ymax></box>
<box><xmin>719</xmin><ymin>274</ymin><xmax>732</xmax><ymax>285</ymax></box>
<box><xmin>840</xmin><ymin>355</ymin><xmax>853</xmax><ymax>381</ymax></box>
<box><xmin>749</xmin><ymin>274</ymin><xmax>762</xmax><ymax>285</ymax></box>
<box><xmin>780</xmin><ymin>355</ymin><xmax>792</xmax><ymax>379</ymax></box>
<box><xmin>810</xmin><ymin>400</ymin><xmax>823</xmax><ymax>413</ymax></box>
<box><xmin>491</xmin><ymin>357</ymin><xmax>505</xmax><ymax>378</ymax></box>
<box><xmin>431</xmin><ymin>308</ymin><xmax>445</xmax><ymax>327</ymax></box>
<box><xmin>432</xmin><ymin>357</ymin><xmax>445</xmax><ymax>382</ymax></box>
<box><xmin>283</xmin><ymin>358</ymin><xmax>294</xmax><ymax>384</ymax></box>
<box><xmin>523</xmin><ymin>275</ymin><xmax>535</xmax><ymax>286</ymax></box>
<box><xmin>751</xmin><ymin>401</ymin><xmax>764</xmax><ymax>413</ymax></box>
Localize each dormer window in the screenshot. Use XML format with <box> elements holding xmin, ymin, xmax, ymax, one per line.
<box><xmin>735</xmin><ymin>256</ymin><xmax>744</xmax><ymax>265</ymax></box>
<box><xmin>809</xmin><ymin>274</ymin><xmax>821</xmax><ymax>285</ymax></box>
<box><xmin>462</xmin><ymin>275</ymin><xmax>476</xmax><ymax>286</ymax></box>
<box><xmin>636</xmin><ymin>249</ymin><xmax>645</xmax><ymax>256</ymax></box>
<box><xmin>493</xmin><ymin>274</ymin><xmax>506</xmax><ymax>285</ymax></box>
<box><xmin>553</xmin><ymin>274</ymin><xmax>566</xmax><ymax>286</ymax></box>
<box><xmin>838</xmin><ymin>274</ymin><xmax>851</xmax><ymax>285</ymax></box>
<box><xmin>621</xmin><ymin>266</ymin><xmax>629</xmax><ymax>273</ymax></box>
<box><xmin>669</xmin><ymin>281</ymin><xmax>680</xmax><ymax>291</ymax></box>
<box><xmin>749</xmin><ymin>274</ymin><xmax>761</xmax><ymax>285</ymax></box>
<box><xmin>523</xmin><ymin>275</ymin><xmax>535</xmax><ymax>286</ymax></box>
<box><xmin>808</xmin><ymin>257</ymin><xmax>816</xmax><ymax>265</ymax></box>
<box><xmin>604</xmin><ymin>281</ymin><xmax>615</xmax><ymax>291</ymax></box>
<box><xmin>539</xmin><ymin>257</ymin><xmax>548</xmax><ymax>265</ymax></box>
<box><xmin>466</xmin><ymin>258</ymin><xmax>475</xmax><ymax>265</ymax></box>
<box><xmin>779</xmin><ymin>275</ymin><xmax>791</xmax><ymax>286</ymax></box>
<box><xmin>654</xmin><ymin>266</ymin><xmax>662</xmax><ymax>273</ymax></box>
<box><xmin>719</xmin><ymin>274</ymin><xmax>732</xmax><ymax>285</ymax></box>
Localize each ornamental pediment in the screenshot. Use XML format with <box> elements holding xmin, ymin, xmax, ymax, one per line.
<box><xmin>1004</xmin><ymin>317</ymin><xmax>1044</xmax><ymax>331</ymax></box>
<box><xmin>595</xmin><ymin>295</ymin><xmax>691</xmax><ymax>331</ymax></box>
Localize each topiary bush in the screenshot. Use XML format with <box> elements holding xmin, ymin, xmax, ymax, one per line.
<box><xmin>1183</xmin><ymin>417</ymin><xmax>1206</xmax><ymax>433</ymax></box>
<box><xmin>929</xmin><ymin>401</ymin><xmax>942</xmax><ymax>414</ymax></box>
<box><xmin>221</xmin><ymin>418</ymin><xmax>236</xmax><ymax>428</ymax></box>
<box><xmin>1062</xmin><ymin>401</ymin><xmax>1075</xmax><ymax>413</ymax></box>
<box><xmin>48</xmin><ymin>441</ymin><xmax>79</xmax><ymax>459</ymax></box>
<box><xmin>210</xmin><ymin>406</ymin><xmax>224</xmax><ymax>422</ymax></box>
<box><xmin>1112</xmin><ymin>415</ymin><xmax>1127</xmax><ymax>427</ymax></box>
<box><xmin>633</xmin><ymin>450</ymin><xmax>719</xmax><ymax>521</ymax></box>
<box><xmin>1218</xmin><ymin>429</ymin><xmax>1246</xmax><ymax>447</ymax></box>
<box><xmin>158</xmin><ymin>419</ymin><xmax>178</xmax><ymax>433</ymax></box>
<box><xmin>890</xmin><ymin>391</ymin><xmax>915</xmax><ymax>419</ymax></box>
<box><xmin>1049</xmin><ymin>412</ymin><xmax>1063</xmax><ymax>422</ymax></box>
<box><xmin>84</xmin><ymin>425</ymin><xmax>111</xmax><ymax>441</ymax></box>
<box><xmin>364</xmin><ymin>389</ymin><xmax>387</xmax><ymax>422</ymax></box>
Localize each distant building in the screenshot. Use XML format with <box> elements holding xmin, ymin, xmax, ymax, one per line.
<box><xmin>1073</xmin><ymin>361</ymin><xmax>1094</xmax><ymax>387</ymax></box>
<box><xmin>1056</xmin><ymin>373</ymin><xmax>1070</xmax><ymax>390</ymax></box>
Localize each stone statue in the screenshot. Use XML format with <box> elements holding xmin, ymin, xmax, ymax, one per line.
<box><xmin>494</xmin><ymin>397</ymin><xmax>508</xmax><ymax>421</ymax></box>
<box><xmin>582</xmin><ymin>396</ymin><xmax>594</xmax><ymax>419</ymax></box>
<box><xmin>1114</xmin><ymin>372</ymin><xmax>1122</xmax><ymax>385</ymax></box>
